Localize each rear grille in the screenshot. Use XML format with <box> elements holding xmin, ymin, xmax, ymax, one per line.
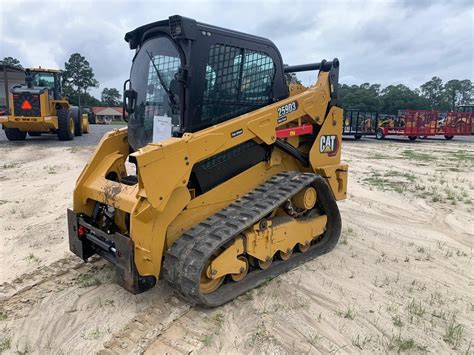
<box><xmin>13</xmin><ymin>93</ymin><xmax>41</xmax><ymax>117</ymax></box>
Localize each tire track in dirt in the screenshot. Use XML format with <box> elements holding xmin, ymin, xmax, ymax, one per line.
<box><xmin>0</xmin><ymin>254</ymin><xmax>192</xmax><ymax>354</ymax></box>
<box><xmin>0</xmin><ymin>255</ymin><xmax>99</xmax><ymax>300</ymax></box>
<box><xmin>99</xmin><ymin>297</ymin><xmax>190</xmax><ymax>354</ymax></box>
<box><xmin>0</xmin><ymin>256</ymin><xmax>106</xmax><ymax>316</ymax></box>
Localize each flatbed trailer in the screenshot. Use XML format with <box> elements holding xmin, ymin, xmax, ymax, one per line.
<box><xmin>376</xmin><ymin>110</ymin><xmax>437</xmax><ymax>141</ymax></box>
<box><xmin>343</xmin><ymin>109</ymin><xmax>378</xmax><ymax>139</ymax></box>
<box><xmin>375</xmin><ymin>109</ymin><xmax>472</xmax><ymax>141</ymax></box>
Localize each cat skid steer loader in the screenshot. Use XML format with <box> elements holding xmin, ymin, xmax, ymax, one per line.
<box><xmin>0</xmin><ymin>68</ymin><xmax>88</xmax><ymax>141</ymax></box>
<box><xmin>68</xmin><ymin>15</ymin><xmax>348</xmax><ymax>306</ymax></box>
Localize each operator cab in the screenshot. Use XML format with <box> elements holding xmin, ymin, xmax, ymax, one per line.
<box><xmin>10</xmin><ymin>68</ymin><xmax>62</xmax><ymax>117</ymax></box>
<box><xmin>27</xmin><ymin>68</ymin><xmax>62</xmax><ymax>100</ymax></box>
<box><xmin>124</xmin><ymin>15</ymin><xmax>289</xmax><ymax>151</ymax></box>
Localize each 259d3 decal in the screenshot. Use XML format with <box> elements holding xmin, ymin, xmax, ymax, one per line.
<box><xmin>277</xmin><ymin>101</ymin><xmax>298</xmax><ymax>118</ymax></box>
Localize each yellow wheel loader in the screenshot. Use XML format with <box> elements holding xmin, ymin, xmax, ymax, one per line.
<box><xmin>0</xmin><ymin>68</ymin><xmax>88</xmax><ymax>141</ymax></box>
<box><xmin>68</xmin><ymin>15</ymin><xmax>348</xmax><ymax>306</ymax></box>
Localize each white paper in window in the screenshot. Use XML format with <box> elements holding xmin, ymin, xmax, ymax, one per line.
<box><xmin>152</xmin><ymin>115</ymin><xmax>172</xmax><ymax>143</ymax></box>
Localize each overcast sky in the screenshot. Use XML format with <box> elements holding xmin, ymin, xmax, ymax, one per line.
<box><xmin>1</xmin><ymin>0</ymin><xmax>473</xmax><ymax>98</ymax></box>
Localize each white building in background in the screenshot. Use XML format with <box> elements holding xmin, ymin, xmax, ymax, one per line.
<box><xmin>92</xmin><ymin>107</ymin><xmax>123</xmax><ymax>124</ymax></box>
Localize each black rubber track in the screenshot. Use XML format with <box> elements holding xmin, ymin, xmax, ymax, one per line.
<box><xmin>162</xmin><ymin>171</ymin><xmax>342</xmax><ymax>307</ymax></box>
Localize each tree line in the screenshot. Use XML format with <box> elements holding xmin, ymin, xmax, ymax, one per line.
<box><xmin>1</xmin><ymin>55</ymin><xmax>121</xmax><ymax>107</ymax></box>
<box><xmin>2</xmin><ymin>55</ymin><xmax>472</xmax><ymax>113</ymax></box>
<box><xmin>338</xmin><ymin>78</ymin><xmax>472</xmax><ymax>114</ymax></box>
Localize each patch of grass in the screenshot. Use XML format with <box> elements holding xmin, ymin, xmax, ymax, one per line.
<box><xmin>432</xmin><ymin>310</ymin><xmax>447</xmax><ymax>320</ymax></box>
<box><xmin>429</xmin><ymin>291</ymin><xmax>444</xmax><ymax>306</ymax></box>
<box><xmin>352</xmin><ymin>334</ymin><xmax>372</xmax><ymax>350</ymax></box>
<box><xmin>452</xmin><ymin>150</ymin><xmax>474</xmax><ymax>162</ymax></box>
<box><xmin>212</xmin><ymin>313</ymin><xmax>225</xmax><ymax>330</ymax></box>
<box><xmin>401</xmin><ymin>149</ymin><xmax>435</xmax><ymax>162</ymax></box>
<box><xmin>307</xmin><ymin>333</ymin><xmax>321</xmax><ymax>347</ymax></box>
<box><xmin>392</xmin><ymin>315</ymin><xmax>403</xmax><ymax>327</ymax></box>
<box><xmin>445</xmin><ymin>188</ymin><xmax>461</xmax><ymax>202</ymax></box>
<box><xmin>83</xmin><ymin>327</ymin><xmax>104</xmax><ymax>340</ymax></box>
<box><xmin>2</xmin><ymin>162</ymin><xmax>17</xmax><ymax>169</ymax></box>
<box><xmin>339</xmin><ymin>305</ymin><xmax>355</xmax><ymax>320</ymax></box>
<box><xmin>76</xmin><ymin>273</ymin><xmax>102</xmax><ymax>288</ymax></box>
<box><xmin>363</xmin><ymin>175</ymin><xmax>407</xmax><ymax>193</ymax></box>
<box><xmin>0</xmin><ymin>312</ymin><xmax>7</xmax><ymax>321</ymax></box>
<box><xmin>456</xmin><ymin>249</ymin><xmax>468</xmax><ymax>257</ymax></box>
<box><xmin>407</xmin><ymin>298</ymin><xmax>425</xmax><ymax>317</ymax></box>
<box><xmin>387</xmin><ymin>332</ymin><xmax>427</xmax><ymax>352</ymax></box>
<box><xmin>200</xmin><ymin>334</ymin><xmax>213</xmax><ymax>347</ymax></box>
<box><xmin>103</xmin><ymin>299</ymin><xmax>115</xmax><ymax>307</ymax></box>
<box><xmin>249</xmin><ymin>322</ymin><xmax>276</xmax><ymax>348</ymax></box>
<box><xmin>443</xmin><ymin>316</ymin><xmax>464</xmax><ymax>349</ymax></box>
<box><xmin>110</xmin><ymin>120</ymin><xmax>127</xmax><ymax>125</ymax></box>
<box><xmin>416</xmin><ymin>246</ymin><xmax>426</xmax><ymax>253</ymax></box>
<box><xmin>362</xmin><ymin>168</ymin><xmax>419</xmax><ymax>195</ymax></box>
<box><xmin>384</xmin><ymin>170</ymin><xmax>416</xmax><ymax>181</ymax></box>
<box><xmin>44</xmin><ymin>165</ymin><xmax>58</xmax><ymax>174</ymax></box>
<box><xmin>24</xmin><ymin>253</ymin><xmax>40</xmax><ymax>263</ymax></box>
<box><xmin>369</xmin><ymin>153</ymin><xmax>391</xmax><ymax>160</ymax></box>
<box><xmin>0</xmin><ymin>336</ymin><xmax>11</xmax><ymax>352</ymax></box>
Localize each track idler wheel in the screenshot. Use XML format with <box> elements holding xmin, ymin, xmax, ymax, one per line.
<box><xmin>231</xmin><ymin>256</ymin><xmax>249</xmax><ymax>282</ymax></box>
<box><xmin>200</xmin><ymin>263</ymin><xmax>224</xmax><ymax>294</ymax></box>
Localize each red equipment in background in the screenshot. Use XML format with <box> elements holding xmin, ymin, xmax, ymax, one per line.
<box><xmin>376</xmin><ymin>110</ymin><xmax>438</xmax><ymax>141</ymax></box>
<box><xmin>438</xmin><ymin>111</ymin><xmax>472</xmax><ymax>139</ymax></box>
<box><xmin>375</xmin><ymin>109</ymin><xmax>472</xmax><ymax>141</ymax></box>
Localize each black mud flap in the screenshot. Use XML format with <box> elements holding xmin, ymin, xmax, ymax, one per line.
<box><xmin>67</xmin><ymin>209</ymin><xmax>156</xmax><ymax>294</ymax></box>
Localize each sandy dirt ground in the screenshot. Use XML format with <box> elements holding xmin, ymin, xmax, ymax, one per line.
<box><xmin>0</xmin><ymin>129</ymin><xmax>473</xmax><ymax>354</ymax></box>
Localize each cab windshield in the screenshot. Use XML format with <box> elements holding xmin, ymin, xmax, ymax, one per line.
<box><xmin>31</xmin><ymin>72</ymin><xmax>55</xmax><ymax>89</ymax></box>
<box><xmin>128</xmin><ymin>36</ymin><xmax>181</xmax><ymax>150</ymax></box>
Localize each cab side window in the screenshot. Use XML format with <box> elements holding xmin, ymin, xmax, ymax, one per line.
<box><xmin>201</xmin><ymin>44</ymin><xmax>275</xmax><ymax>126</ymax></box>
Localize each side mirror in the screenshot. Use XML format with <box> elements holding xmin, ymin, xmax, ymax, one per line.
<box><xmin>122</xmin><ymin>79</ymin><xmax>136</xmax><ymax>121</ymax></box>
<box><xmin>124</xmin><ymin>89</ymin><xmax>137</xmax><ymax>114</ymax></box>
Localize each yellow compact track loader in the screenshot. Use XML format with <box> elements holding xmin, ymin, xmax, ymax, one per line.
<box><xmin>0</xmin><ymin>68</ymin><xmax>88</xmax><ymax>141</ymax></box>
<box><xmin>68</xmin><ymin>15</ymin><xmax>348</xmax><ymax>306</ymax></box>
